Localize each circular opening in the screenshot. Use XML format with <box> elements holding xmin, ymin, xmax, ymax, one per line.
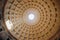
<box><xmin>28</xmin><ymin>14</ymin><xmax>35</xmax><ymax>20</ymax></box>
<box><xmin>23</xmin><ymin>8</ymin><xmax>40</xmax><ymax>25</ymax></box>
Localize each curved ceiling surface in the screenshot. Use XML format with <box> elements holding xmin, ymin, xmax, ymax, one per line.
<box><xmin>4</xmin><ymin>0</ymin><xmax>60</xmax><ymax>40</ymax></box>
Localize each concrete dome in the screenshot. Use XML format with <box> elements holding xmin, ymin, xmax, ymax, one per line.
<box><xmin>3</xmin><ymin>0</ymin><xmax>60</xmax><ymax>40</ymax></box>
